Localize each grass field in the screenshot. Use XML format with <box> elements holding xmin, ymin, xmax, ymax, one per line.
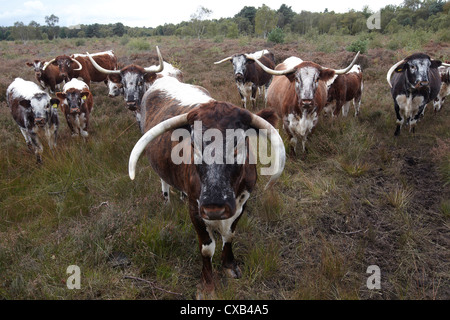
<box><xmin>0</xmin><ymin>34</ymin><xmax>449</xmax><ymax>300</ymax></box>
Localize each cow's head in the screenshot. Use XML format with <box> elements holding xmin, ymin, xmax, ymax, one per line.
<box><xmin>87</xmin><ymin>46</ymin><xmax>163</xmax><ymax>111</ymax></box>
<box><xmin>387</xmin><ymin>53</ymin><xmax>447</xmax><ymax>89</ymax></box>
<box><xmin>249</xmin><ymin>52</ymin><xmax>360</xmax><ymax>108</ymax></box>
<box><xmin>107</xmin><ymin>77</ymin><xmax>123</xmax><ymax>97</ymax></box>
<box><xmin>19</xmin><ymin>93</ymin><xmax>60</xmax><ymax>127</ymax></box>
<box><xmin>43</xmin><ymin>55</ymin><xmax>82</xmax><ymax>81</ymax></box>
<box><xmin>26</xmin><ymin>60</ymin><xmax>44</xmax><ymax>77</ymax></box>
<box><xmin>214</xmin><ymin>53</ymin><xmax>254</xmax><ymax>83</ymax></box>
<box><xmin>56</xmin><ymin>89</ymin><xmax>89</xmax><ymax>115</ymax></box>
<box><xmin>128</xmin><ymin>103</ymin><xmax>285</xmax><ymax>221</ymax></box>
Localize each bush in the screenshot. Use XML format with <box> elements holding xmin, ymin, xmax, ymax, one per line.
<box><xmin>267</xmin><ymin>27</ymin><xmax>285</xmax><ymax>44</ymax></box>
<box><xmin>346</xmin><ymin>39</ymin><xmax>368</xmax><ymax>54</ymax></box>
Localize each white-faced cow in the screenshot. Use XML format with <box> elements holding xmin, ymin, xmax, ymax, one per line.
<box><xmin>26</xmin><ymin>60</ymin><xmax>65</xmax><ymax>93</ymax></box>
<box><xmin>6</xmin><ymin>78</ymin><xmax>60</xmax><ymax>163</ymax></box>
<box><xmin>44</xmin><ymin>50</ymin><xmax>118</xmax><ymax>88</ymax></box>
<box><xmin>214</xmin><ymin>49</ymin><xmax>275</xmax><ymax>109</ymax></box>
<box><xmin>433</xmin><ymin>65</ymin><xmax>450</xmax><ymax>112</ymax></box>
<box><xmin>56</xmin><ymin>79</ymin><xmax>94</xmax><ymax>138</ymax></box>
<box><xmin>249</xmin><ymin>52</ymin><xmax>360</xmax><ymax>155</ymax></box>
<box><xmin>387</xmin><ymin>53</ymin><xmax>449</xmax><ymax>135</ymax></box>
<box><xmin>87</xmin><ymin>47</ymin><xmax>164</xmax><ymax>129</ymax></box>
<box><xmin>325</xmin><ymin>64</ymin><xmax>364</xmax><ymax>117</ymax></box>
<box><xmin>128</xmin><ymin>75</ymin><xmax>285</xmax><ymax>299</ymax></box>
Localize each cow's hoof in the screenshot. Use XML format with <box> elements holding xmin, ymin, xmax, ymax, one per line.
<box><xmin>196</xmin><ymin>285</ymin><xmax>216</xmax><ymax>300</ymax></box>
<box><xmin>224</xmin><ymin>265</ymin><xmax>242</xmax><ymax>279</ymax></box>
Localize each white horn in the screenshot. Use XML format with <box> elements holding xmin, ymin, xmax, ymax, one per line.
<box><xmin>86</xmin><ymin>51</ymin><xmax>121</xmax><ymax>74</ymax></box>
<box><xmin>333</xmin><ymin>51</ymin><xmax>360</xmax><ymax>75</ymax></box>
<box><xmin>144</xmin><ymin>46</ymin><xmax>164</xmax><ymax>73</ymax></box>
<box><xmin>129</xmin><ymin>113</ymin><xmax>189</xmax><ymax>180</ymax></box>
<box><xmin>214</xmin><ymin>56</ymin><xmax>233</xmax><ymax>64</ymax></box>
<box><xmin>249</xmin><ymin>114</ymin><xmax>286</xmax><ymax>190</ymax></box>
<box><xmin>442</xmin><ymin>62</ymin><xmax>450</xmax><ymax>67</ymax></box>
<box><xmin>386</xmin><ymin>59</ymin><xmax>405</xmax><ymax>88</ymax></box>
<box><xmin>42</xmin><ymin>58</ymin><xmax>55</xmax><ymax>71</ymax></box>
<box><xmin>246</xmin><ymin>54</ymin><xmax>296</xmax><ymax>76</ymax></box>
<box><xmin>71</xmin><ymin>58</ymin><xmax>83</xmax><ymax>71</ymax></box>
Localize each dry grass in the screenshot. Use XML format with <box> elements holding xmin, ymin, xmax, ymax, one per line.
<box><xmin>0</xmin><ymin>35</ymin><xmax>449</xmax><ymax>300</ymax></box>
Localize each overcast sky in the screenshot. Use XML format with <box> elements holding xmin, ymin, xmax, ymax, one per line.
<box><xmin>0</xmin><ymin>0</ymin><xmax>404</xmax><ymax>28</ymax></box>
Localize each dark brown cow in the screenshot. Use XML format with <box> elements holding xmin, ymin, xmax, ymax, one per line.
<box><xmin>249</xmin><ymin>52</ymin><xmax>360</xmax><ymax>155</ymax></box>
<box><xmin>128</xmin><ymin>75</ymin><xmax>285</xmax><ymax>298</ymax></box>
<box><xmin>56</xmin><ymin>78</ymin><xmax>94</xmax><ymax>137</ymax></box>
<box><xmin>44</xmin><ymin>50</ymin><xmax>118</xmax><ymax>87</ymax></box>
<box><xmin>6</xmin><ymin>78</ymin><xmax>60</xmax><ymax>163</ymax></box>
<box><xmin>325</xmin><ymin>64</ymin><xmax>363</xmax><ymax>117</ymax></box>
<box><xmin>214</xmin><ymin>49</ymin><xmax>275</xmax><ymax>109</ymax></box>
<box><xmin>26</xmin><ymin>60</ymin><xmax>66</xmax><ymax>93</ymax></box>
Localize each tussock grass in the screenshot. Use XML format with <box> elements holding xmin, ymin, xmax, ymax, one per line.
<box><xmin>0</xmin><ymin>36</ymin><xmax>449</xmax><ymax>300</ymax></box>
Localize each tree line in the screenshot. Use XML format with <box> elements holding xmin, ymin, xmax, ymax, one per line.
<box><xmin>1</xmin><ymin>0</ymin><xmax>449</xmax><ymax>42</ymax></box>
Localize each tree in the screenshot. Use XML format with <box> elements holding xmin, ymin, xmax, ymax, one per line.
<box><xmin>234</xmin><ymin>6</ymin><xmax>257</xmax><ymax>34</ymax></box>
<box><xmin>277</xmin><ymin>4</ymin><xmax>295</xmax><ymax>28</ymax></box>
<box><xmin>113</xmin><ymin>22</ymin><xmax>126</xmax><ymax>37</ymax></box>
<box><xmin>45</xmin><ymin>14</ymin><xmax>59</xmax><ymax>40</ymax></box>
<box><xmin>255</xmin><ymin>4</ymin><xmax>277</xmax><ymax>39</ymax></box>
<box><xmin>190</xmin><ymin>6</ymin><xmax>212</xmax><ymax>40</ymax></box>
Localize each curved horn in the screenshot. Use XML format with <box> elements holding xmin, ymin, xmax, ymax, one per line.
<box><xmin>42</xmin><ymin>58</ymin><xmax>55</xmax><ymax>71</ymax></box>
<box><xmin>333</xmin><ymin>51</ymin><xmax>360</xmax><ymax>75</ymax></box>
<box><xmin>249</xmin><ymin>114</ymin><xmax>286</xmax><ymax>190</ymax></box>
<box><xmin>214</xmin><ymin>56</ymin><xmax>233</xmax><ymax>65</ymax></box>
<box><xmin>86</xmin><ymin>51</ymin><xmax>121</xmax><ymax>75</ymax></box>
<box><xmin>386</xmin><ymin>59</ymin><xmax>405</xmax><ymax>88</ymax></box>
<box><xmin>442</xmin><ymin>62</ymin><xmax>450</xmax><ymax>67</ymax></box>
<box><xmin>71</xmin><ymin>58</ymin><xmax>83</xmax><ymax>71</ymax></box>
<box><xmin>144</xmin><ymin>46</ymin><xmax>164</xmax><ymax>73</ymax></box>
<box><xmin>246</xmin><ymin>54</ymin><xmax>297</xmax><ymax>76</ymax></box>
<box><xmin>129</xmin><ymin>113</ymin><xmax>189</xmax><ymax>180</ymax></box>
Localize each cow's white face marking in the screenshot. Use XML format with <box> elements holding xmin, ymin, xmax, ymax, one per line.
<box><xmin>232</xmin><ymin>55</ymin><xmax>247</xmax><ymax>78</ymax></box>
<box><xmin>295</xmin><ymin>67</ymin><xmax>320</xmax><ymax>102</ymax></box>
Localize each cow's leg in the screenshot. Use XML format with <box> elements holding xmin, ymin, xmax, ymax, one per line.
<box><xmin>394</xmin><ymin>101</ymin><xmax>403</xmax><ymax>136</ymax></box>
<box><xmin>80</xmin><ymin>113</ymin><xmax>89</xmax><ymax>138</ymax></box>
<box><xmin>189</xmin><ymin>200</ymin><xmax>216</xmax><ymax>299</ymax></box>
<box><xmin>45</xmin><ymin>123</ymin><xmax>58</xmax><ymax>151</ymax></box>
<box><xmin>221</xmin><ymin>191</ymin><xmax>249</xmax><ymax>279</ymax></box>
<box><xmin>353</xmin><ymin>95</ymin><xmax>362</xmax><ymax>117</ymax></box>
<box><xmin>20</xmin><ymin>128</ymin><xmax>34</xmax><ymax>152</ymax></box>
<box><xmin>66</xmin><ymin>114</ymin><xmax>77</xmax><ymax>136</ymax></box>
<box><xmin>29</xmin><ymin>131</ymin><xmax>43</xmax><ymax>163</ymax></box>
<box><xmin>251</xmin><ymin>84</ymin><xmax>257</xmax><ymax>109</ymax></box>
<box><xmin>160</xmin><ymin>179</ymin><xmax>170</xmax><ymax>203</ymax></box>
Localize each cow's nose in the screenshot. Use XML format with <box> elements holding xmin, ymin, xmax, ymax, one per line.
<box><xmin>70</xmin><ymin>107</ymin><xmax>80</xmax><ymax>114</ymax></box>
<box><xmin>301</xmin><ymin>99</ymin><xmax>313</xmax><ymax>106</ymax></box>
<box><xmin>34</xmin><ymin>117</ymin><xmax>46</xmax><ymax>126</ymax></box>
<box><xmin>200</xmin><ymin>205</ymin><xmax>230</xmax><ymax>220</ymax></box>
<box><xmin>126</xmin><ymin>101</ymin><xmax>137</xmax><ymax>111</ymax></box>
<box><xmin>235</xmin><ymin>73</ymin><xmax>244</xmax><ymax>80</ymax></box>
<box><xmin>419</xmin><ymin>81</ymin><xmax>429</xmax><ymax>87</ymax></box>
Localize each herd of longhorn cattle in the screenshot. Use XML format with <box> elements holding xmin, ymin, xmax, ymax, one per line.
<box><xmin>5</xmin><ymin>43</ymin><xmax>450</xmax><ymax>298</ymax></box>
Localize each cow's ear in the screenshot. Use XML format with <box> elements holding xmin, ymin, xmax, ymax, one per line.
<box><xmin>319</xmin><ymin>68</ymin><xmax>336</xmax><ymax>82</ymax></box>
<box><xmin>431</xmin><ymin>60</ymin><xmax>442</xmax><ymax>69</ymax></box>
<box><xmin>51</xmin><ymin>60</ymin><xmax>58</xmax><ymax>66</ymax></box>
<box><xmin>109</xmin><ymin>74</ymin><xmax>122</xmax><ymax>83</ymax></box>
<box><xmin>55</xmin><ymin>92</ymin><xmax>66</xmax><ymax>101</ymax></box>
<box><xmin>255</xmin><ymin>108</ymin><xmax>279</xmax><ymax>128</ymax></box>
<box><xmin>50</xmin><ymin>98</ymin><xmax>60</xmax><ymax>109</ymax></box>
<box><xmin>285</xmin><ymin>71</ymin><xmax>297</xmax><ymax>82</ymax></box>
<box><xmin>26</xmin><ymin>62</ymin><xmax>33</xmax><ymax>67</ymax></box>
<box><xmin>394</xmin><ymin>63</ymin><xmax>407</xmax><ymax>73</ymax></box>
<box><xmin>80</xmin><ymin>91</ymin><xmax>89</xmax><ymax>100</ymax></box>
<box><xmin>144</xmin><ymin>72</ymin><xmax>157</xmax><ymax>83</ymax></box>
<box><xmin>19</xmin><ymin>99</ymin><xmax>31</xmax><ymax>108</ymax></box>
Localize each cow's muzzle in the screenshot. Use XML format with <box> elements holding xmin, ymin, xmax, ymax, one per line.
<box><xmin>200</xmin><ymin>204</ymin><xmax>232</xmax><ymax>220</ymax></box>
<box><xmin>301</xmin><ymin>99</ymin><xmax>313</xmax><ymax>106</ymax></box>
<box><xmin>235</xmin><ymin>73</ymin><xmax>244</xmax><ymax>81</ymax></box>
<box><xmin>34</xmin><ymin>117</ymin><xmax>46</xmax><ymax>127</ymax></box>
<box><xmin>415</xmin><ymin>81</ymin><xmax>429</xmax><ymax>88</ymax></box>
<box><xmin>70</xmin><ymin>107</ymin><xmax>81</xmax><ymax>114</ymax></box>
<box><xmin>126</xmin><ymin>101</ymin><xmax>138</xmax><ymax>111</ymax></box>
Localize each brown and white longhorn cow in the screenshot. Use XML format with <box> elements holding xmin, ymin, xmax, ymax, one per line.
<box><xmin>26</xmin><ymin>60</ymin><xmax>66</xmax><ymax>93</ymax></box>
<box><xmin>214</xmin><ymin>49</ymin><xmax>275</xmax><ymax>109</ymax></box>
<box><xmin>44</xmin><ymin>50</ymin><xmax>118</xmax><ymax>87</ymax></box>
<box><xmin>128</xmin><ymin>75</ymin><xmax>285</xmax><ymax>298</ymax></box>
<box><xmin>325</xmin><ymin>64</ymin><xmax>363</xmax><ymax>117</ymax></box>
<box><xmin>249</xmin><ymin>52</ymin><xmax>360</xmax><ymax>154</ymax></box>
<box><xmin>56</xmin><ymin>78</ymin><xmax>94</xmax><ymax>138</ymax></box>
<box><xmin>433</xmin><ymin>65</ymin><xmax>450</xmax><ymax>112</ymax></box>
<box><xmin>87</xmin><ymin>47</ymin><xmax>164</xmax><ymax>129</ymax></box>
<box><xmin>6</xmin><ymin>78</ymin><xmax>60</xmax><ymax>163</ymax></box>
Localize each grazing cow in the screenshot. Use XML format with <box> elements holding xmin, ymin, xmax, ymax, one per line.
<box><xmin>87</xmin><ymin>46</ymin><xmax>164</xmax><ymax>128</ymax></box>
<box><xmin>128</xmin><ymin>75</ymin><xmax>285</xmax><ymax>298</ymax></box>
<box><xmin>44</xmin><ymin>50</ymin><xmax>118</xmax><ymax>87</ymax></box>
<box><xmin>325</xmin><ymin>64</ymin><xmax>364</xmax><ymax>117</ymax></box>
<box><xmin>214</xmin><ymin>49</ymin><xmax>275</xmax><ymax>109</ymax></box>
<box><xmin>26</xmin><ymin>60</ymin><xmax>65</xmax><ymax>93</ymax></box>
<box><xmin>249</xmin><ymin>52</ymin><xmax>360</xmax><ymax>154</ymax></box>
<box><xmin>106</xmin><ymin>61</ymin><xmax>183</xmax><ymax>98</ymax></box>
<box><xmin>433</xmin><ymin>65</ymin><xmax>450</xmax><ymax>112</ymax></box>
<box><xmin>386</xmin><ymin>53</ymin><xmax>449</xmax><ymax>135</ymax></box>
<box><xmin>6</xmin><ymin>78</ymin><xmax>60</xmax><ymax>163</ymax></box>
<box><xmin>56</xmin><ymin>79</ymin><xmax>94</xmax><ymax>138</ymax></box>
